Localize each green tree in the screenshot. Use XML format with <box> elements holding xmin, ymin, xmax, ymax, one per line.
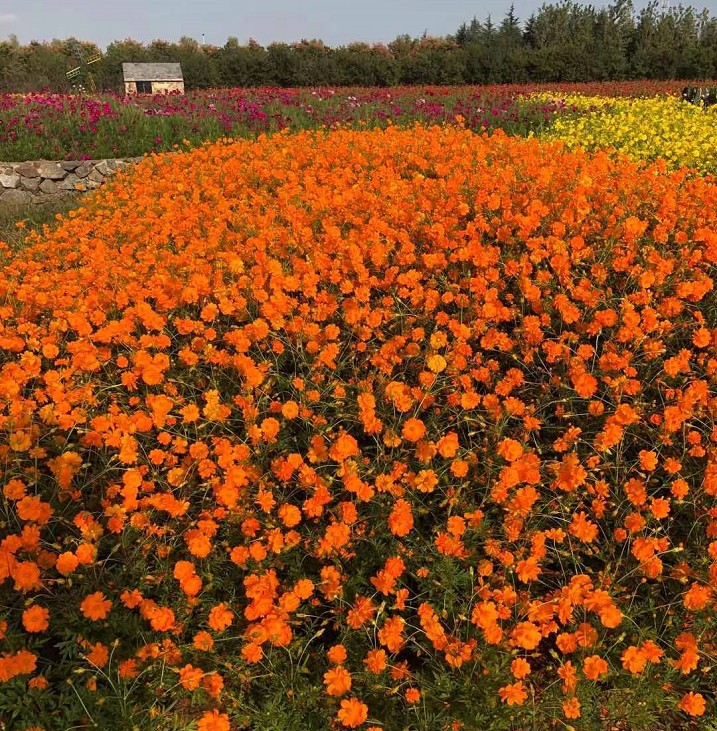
<box><xmin>216</xmin><ymin>38</ymin><xmax>271</xmax><ymax>87</ymax></box>
<box><xmin>628</xmin><ymin>2</ymin><xmax>681</xmax><ymax>78</ymax></box>
<box><xmin>496</xmin><ymin>6</ymin><xmax>529</xmax><ymax>82</ymax></box>
<box><xmin>333</xmin><ymin>42</ymin><xmax>398</xmax><ymax>86</ymax></box>
<box><xmin>101</xmin><ymin>38</ymin><xmax>148</xmax><ymax>92</ymax></box>
<box><xmin>290</xmin><ymin>40</ymin><xmax>339</xmax><ymax>86</ymax></box>
<box><xmin>265</xmin><ymin>42</ymin><xmax>298</xmax><ymax>86</ymax></box>
<box><xmin>394</xmin><ymin>36</ymin><xmax>464</xmax><ymax>85</ymax></box>
<box><xmin>174</xmin><ymin>36</ymin><xmax>219</xmax><ymax>88</ymax></box>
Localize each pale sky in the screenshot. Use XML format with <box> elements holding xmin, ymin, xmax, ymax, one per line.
<box><xmin>1</xmin><ymin>0</ymin><xmax>717</xmax><ymax>48</ymax></box>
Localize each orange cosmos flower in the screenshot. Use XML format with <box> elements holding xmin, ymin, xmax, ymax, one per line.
<box><xmin>571</xmin><ymin>371</ymin><xmax>598</xmax><ymax>398</ymax></box>
<box><xmin>329</xmin><ymin>432</ymin><xmax>360</xmax><ymax>461</ymax></box>
<box><xmin>337</xmin><ymin>698</ymin><xmax>369</xmax><ymax>728</ymax></box>
<box><xmin>401</xmin><ymin>418</ymin><xmax>426</xmax><ymax>443</ymax></box>
<box><xmin>324</xmin><ymin>666</ymin><xmax>352</xmax><ymax>696</ymax></box>
<box><xmin>260</xmin><ymin>417</ymin><xmax>280</xmax><ymax>441</ymax></box>
<box><xmin>693</xmin><ymin>328</ymin><xmax>711</xmax><ymax>348</ymax></box>
<box><xmin>16</xmin><ymin>496</ymin><xmax>53</xmax><ymax>524</ymax></box>
<box><xmin>498</xmin><ymin>681</ymin><xmax>527</xmax><ymax>706</ymax></box>
<box><xmin>621</xmin><ymin>646</ymin><xmax>647</xmax><ymax>674</ymax></box>
<box><xmin>0</xmin><ymin>649</ymin><xmax>37</xmax><ymax>681</ymax></box>
<box><xmin>180</xmin><ymin>403</ymin><xmax>201</xmax><ymax>422</ymax></box>
<box><xmin>80</xmin><ymin>592</ymin><xmax>112</xmax><ymax>621</ymax></box>
<box><xmin>364</xmin><ymin>649</ymin><xmax>387</xmax><ymax>674</ymax></box>
<box><xmin>119</xmin><ymin>659</ymin><xmax>139</xmax><ymax>679</ymax></box>
<box><xmin>426</xmin><ymin>354</ymin><xmax>447</xmax><ymax>373</ymax></box>
<box><xmin>173</xmin><ymin>560</ymin><xmax>196</xmax><ymax>582</ymax></box>
<box><xmin>241</xmin><ymin>642</ymin><xmax>263</xmax><ymax>664</ymax></box>
<box><xmin>378</xmin><ymin>615</ymin><xmax>406</xmax><ymax>652</ymax></box>
<box><xmin>84</xmin><ymin>642</ymin><xmax>109</xmax><ymax>668</ymax></box>
<box><xmin>327</xmin><ymin>644</ymin><xmax>348</xmax><ymax>664</ymax></box>
<box><xmin>319</xmin><ymin>565</ymin><xmax>343</xmax><ymax>600</ymax></box>
<box><xmin>640</xmin><ymin>639</ymin><xmax>664</xmax><ymax>663</ymax></box>
<box><xmin>75</xmin><ymin>543</ymin><xmax>96</xmax><ymax>564</ymax></box>
<box><xmin>405</xmin><ymin>687</ymin><xmax>421</xmax><ymax>703</ymax></box>
<box><xmin>388</xmin><ymin>498</ymin><xmax>414</xmax><ymax>537</ymax></box>
<box><xmin>650</xmin><ymin>497</ymin><xmax>671</xmax><ymax>519</ymax></box>
<box><xmin>515</xmin><ymin>557</ymin><xmax>541</xmax><ymax>583</ymax></box>
<box><xmin>196</xmin><ymin>709</ymin><xmax>231</xmax><ymax>731</ymax></box>
<box><xmin>583</xmin><ymin>655</ymin><xmax>609</xmax><ymax>680</ymax></box>
<box><xmin>511</xmin><ymin>621</ymin><xmax>542</xmax><ymax>650</ymax></box>
<box><xmin>194</xmin><ymin>631</ymin><xmax>215</xmax><ymax>652</ymax></box>
<box><xmin>3</xmin><ymin>479</ymin><xmax>27</xmax><ymax>500</ymax></box>
<box><xmin>202</xmin><ymin>672</ymin><xmax>224</xmax><ymax>698</ymax></box>
<box><xmin>138</xmin><ymin>601</ymin><xmax>175</xmax><ymax>631</ymax></box>
<box><xmin>179</xmin><ymin>663</ymin><xmax>204</xmax><ymax>691</ymax></box>
<box><xmin>556</xmin><ymin>633</ymin><xmax>579</xmax><ymax>654</ymax></box>
<box><xmin>683</xmin><ymin>582</ymin><xmax>712</xmax><ymax>611</ymax></box>
<box><xmin>558</xmin><ymin>661</ymin><xmax>578</xmax><ymax>694</ymax></box>
<box><xmin>28</xmin><ymin>676</ymin><xmax>48</xmax><ymax>690</ymax></box>
<box><xmin>22</xmin><ymin>605</ymin><xmax>50</xmax><ymax>633</ymax></box>
<box><xmin>497</xmin><ymin>438</ymin><xmax>523</xmax><ymax>462</ymax></box>
<box><xmin>413</xmin><ymin>469</ymin><xmax>438</xmax><ymax>493</ymax></box>
<box><xmin>568</xmin><ymin>511</ymin><xmax>598</xmax><ymax>542</ymax></box>
<box><xmin>598</xmin><ymin>605</ymin><xmax>622</xmax><ymax>628</ymax></box>
<box><xmin>563</xmin><ymin>697</ymin><xmax>581</xmax><ymax>719</ymax></box>
<box><xmin>180</xmin><ymin>574</ymin><xmax>202</xmax><ymax>597</ymax></box>
<box><xmin>436</xmin><ymin>432</ymin><xmax>459</xmax><ymax>458</ymax></box>
<box><xmin>278</xmin><ymin>503</ymin><xmax>302</xmax><ymax>527</ymax></box>
<box><xmin>510</xmin><ymin>657</ymin><xmax>531</xmax><ymax>679</ymax></box>
<box><xmin>638</xmin><ymin>450</ymin><xmax>658</xmax><ymax>471</ymax></box>
<box><xmin>293</xmin><ymin>578</ymin><xmax>315</xmax><ymax>600</ymax></box>
<box><xmin>120</xmin><ymin>589</ymin><xmax>143</xmax><ymax>609</ymax></box>
<box><xmin>12</xmin><ymin>561</ymin><xmax>43</xmax><ymax>593</ymax></box>
<box><xmin>187</xmin><ymin>531</ymin><xmax>212</xmax><ymax>558</ymax></box>
<box><xmin>553</xmin><ymin>452</ymin><xmax>587</xmax><ymax>492</ymax></box>
<box><xmin>208</xmin><ymin>603</ymin><xmax>234</xmax><ymax>632</ymax></box>
<box><xmin>678</xmin><ymin>691</ymin><xmax>706</xmax><ymax>717</ymax></box>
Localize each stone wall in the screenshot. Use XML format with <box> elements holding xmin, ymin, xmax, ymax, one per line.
<box><xmin>0</xmin><ymin>158</ymin><xmax>142</xmax><ymax>205</ymax></box>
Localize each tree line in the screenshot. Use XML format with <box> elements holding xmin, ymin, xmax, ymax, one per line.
<box><xmin>1</xmin><ymin>0</ymin><xmax>716</xmax><ymax>92</ymax></box>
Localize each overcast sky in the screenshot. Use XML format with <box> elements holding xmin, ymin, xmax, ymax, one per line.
<box><xmin>1</xmin><ymin>0</ymin><xmax>717</xmax><ymax>48</ymax></box>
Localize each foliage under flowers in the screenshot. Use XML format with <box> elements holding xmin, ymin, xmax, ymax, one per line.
<box><xmin>1</xmin><ymin>126</ymin><xmax>717</xmax><ymax>730</ymax></box>
<box><xmin>541</xmin><ymin>93</ymin><xmax>717</xmax><ymax>174</ymax></box>
<box><xmin>0</xmin><ymin>81</ymin><xmax>701</xmax><ymax>162</ymax></box>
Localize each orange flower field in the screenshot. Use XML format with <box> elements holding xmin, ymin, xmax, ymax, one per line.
<box><xmin>1</xmin><ymin>125</ymin><xmax>717</xmax><ymax>729</ymax></box>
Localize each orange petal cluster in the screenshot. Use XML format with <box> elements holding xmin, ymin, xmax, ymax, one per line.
<box><xmin>0</xmin><ymin>125</ymin><xmax>716</xmax><ymax>727</ymax></box>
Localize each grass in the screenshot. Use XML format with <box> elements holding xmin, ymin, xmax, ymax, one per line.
<box><xmin>0</xmin><ymin>194</ymin><xmax>83</xmax><ymax>249</ymax></box>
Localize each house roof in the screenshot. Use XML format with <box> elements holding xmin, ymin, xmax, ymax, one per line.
<box><xmin>122</xmin><ymin>63</ymin><xmax>183</xmax><ymax>81</ymax></box>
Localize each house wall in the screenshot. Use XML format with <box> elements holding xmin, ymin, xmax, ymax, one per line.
<box><xmin>153</xmin><ymin>81</ymin><xmax>185</xmax><ymax>93</ymax></box>
<box><xmin>124</xmin><ymin>80</ymin><xmax>185</xmax><ymax>94</ymax></box>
